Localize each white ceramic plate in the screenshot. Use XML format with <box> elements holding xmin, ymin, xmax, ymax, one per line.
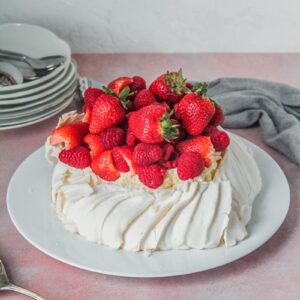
<box><xmin>6</xmin><ymin>135</ymin><xmax>290</xmax><ymax>277</ymax></box>
<box><xmin>0</xmin><ymin>23</ymin><xmax>71</xmax><ymax>92</ymax></box>
<box><xmin>0</xmin><ymin>90</ymin><xmax>76</xmax><ymax>130</ymax></box>
<box><xmin>0</xmin><ymin>63</ymin><xmax>76</xmax><ymax>105</ymax></box>
<box><xmin>0</xmin><ymin>80</ymin><xmax>77</xmax><ymax>127</ymax></box>
<box><xmin>0</xmin><ymin>81</ymin><xmax>78</xmax><ymax>120</ymax></box>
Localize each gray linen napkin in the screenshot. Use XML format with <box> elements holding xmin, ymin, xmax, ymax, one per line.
<box><xmin>208</xmin><ymin>78</ymin><xmax>300</xmax><ymax>165</ymax></box>
<box><xmin>80</xmin><ymin>77</ymin><xmax>300</xmax><ymax>165</ymax></box>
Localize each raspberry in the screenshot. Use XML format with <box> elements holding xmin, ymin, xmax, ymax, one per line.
<box><xmin>133</xmin><ymin>143</ymin><xmax>163</xmax><ymax>166</ymax></box>
<box><xmin>130</xmin><ymin>76</ymin><xmax>146</xmax><ymax>93</ymax></box>
<box><xmin>210</xmin><ymin>129</ymin><xmax>230</xmax><ymax>152</ymax></box>
<box><xmin>100</xmin><ymin>127</ymin><xmax>126</xmax><ymax>150</ymax></box>
<box><xmin>59</xmin><ymin>145</ymin><xmax>91</xmax><ymax>169</ymax></box>
<box><xmin>136</xmin><ymin>164</ymin><xmax>166</xmax><ymax>189</ymax></box>
<box><xmin>126</xmin><ymin>128</ymin><xmax>137</xmax><ymax>147</ymax></box>
<box><xmin>210</xmin><ymin>104</ymin><xmax>224</xmax><ymax>126</ymax></box>
<box><xmin>177</xmin><ymin>152</ymin><xmax>204</xmax><ymax>180</ymax></box>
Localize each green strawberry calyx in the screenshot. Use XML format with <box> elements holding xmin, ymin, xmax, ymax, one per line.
<box><xmin>102</xmin><ymin>86</ymin><xmax>134</xmax><ymax>109</ymax></box>
<box><xmin>159</xmin><ymin>110</ymin><xmax>180</xmax><ymax>142</ymax></box>
<box><xmin>165</xmin><ymin>68</ymin><xmax>189</xmax><ymax>94</ymax></box>
<box><xmin>191</xmin><ymin>82</ymin><xmax>208</xmax><ymax>97</ymax></box>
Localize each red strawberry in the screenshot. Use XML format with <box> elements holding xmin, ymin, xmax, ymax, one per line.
<box><xmin>50</xmin><ymin>123</ymin><xmax>89</xmax><ymax>150</ymax></box>
<box><xmin>176</xmin><ymin>136</ymin><xmax>213</xmax><ymax>167</ymax></box>
<box><xmin>112</xmin><ymin>146</ymin><xmax>136</xmax><ymax>175</ymax></box>
<box><xmin>177</xmin><ymin>152</ymin><xmax>205</xmax><ymax>180</ymax></box>
<box><xmin>84</xmin><ymin>87</ymin><xmax>104</xmax><ymax>108</ymax></box>
<box><xmin>83</xmin><ymin>133</ymin><xmax>105</xmax><ymax>158</ymax></box>
<box><xmin>82</xmin><ymin>105</ymin><xmax>92</xmax><ymax>123</ymax></box>
<box><xmin>130</xmin><ymin>76</ymin><xmax>146</xmax><ymax>93</ymax></box>
<box><xmin>59</xmin><ymin>145</ymin><xmax>91</xmax><ymax>169</ymax></box>
<box><xmin>89</xmin><ymin>94</ymin><xmax>125</xmax><ymax>134</ymax></box>
<box><xmin>133</xmin><ymin>143</ymin><xmax>163</xmax><ymax>166</ymax></box>
<box><xmin>133</xmin><ymin>89</ymin><xmax>157</xmax><ymax>110</ymax></box>
<box><xmin>178</xmin><ymin>91</ymin><xmax>215</xmax><ymax>136</ymax></box>
<box><xmin>91</xmin><ymin>150</ymin><xmax>120</xmax><ymax>181</ymax></box>
<box><xmin>136</xmin><ymin>164</ymin><xmax>166</xmax><ymax>189</ymax></box>
<box><xmin>210</xmin><ymin>129</ymin><xmax>230</xmax><ymax>152</ymax></box>
<box><xmin>149</xmin><ymin>69</ymin><xmax>188</xmax><ymax>103</ymax></box>
<box><xmin>126</xmin><ymin>128</ymin><xmax>137</xmax><ymax>147</ymax></box>
<box><xmin>100</xmin><ymin>127</ymin><xmax>126</xmax><ymax>149</ymax></box>
<box><xmin>128</xmin><ymin>103</ymin><xmax>179</xmax><ymax>144</ymax></box>
<box><xmin>209</xmin><ymin>104</ymin><xmax>225</xmax><ymax>126</ymax></box>
<box><xmin>108</xmin><ymin>77</ymin><xmax>133</xmax><ymax>95</ymax></box>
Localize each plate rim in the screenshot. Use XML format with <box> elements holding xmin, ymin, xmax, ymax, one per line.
<box><xmin>6</xmin><ymin>134</ymin><xmax>290</xmax><ymax>277</ymax></box>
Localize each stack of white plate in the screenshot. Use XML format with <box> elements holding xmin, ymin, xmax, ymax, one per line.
<box><xmin>0</xmin><ymin>23</ymin><xmax>77</xmax><ymax>130</ymax></box>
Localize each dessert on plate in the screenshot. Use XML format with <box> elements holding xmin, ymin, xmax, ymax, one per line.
<box><xmin>45</xmin><ymin>70</ymin><xmax>262</xmax><ymax>252</ymax></box>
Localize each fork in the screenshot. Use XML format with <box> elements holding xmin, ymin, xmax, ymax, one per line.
<box><xmin>0</xmin><ymin>259</ymin><xmax>45</xmax><ymax>299</ymax></box>
<box><xmin>0</xmin><ymin>49</ymin><xmax>66</xmax><ymax>77</ymax></box>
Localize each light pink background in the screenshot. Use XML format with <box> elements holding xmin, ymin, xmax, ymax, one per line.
<box><xmin>0</xmin><ymin>54</ymin><xmax>299</xmax><ymax>300</ymax></box>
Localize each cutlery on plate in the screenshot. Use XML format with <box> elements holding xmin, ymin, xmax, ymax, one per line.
<box><xmin>0</xmin><ymin>259</ymin><xmax>46</xmax><ymax>299</ymax></box>
<box><xmin>0</xmin><ymin>49</ymin><xmax>66</xmax><ymax>78</ymax></box>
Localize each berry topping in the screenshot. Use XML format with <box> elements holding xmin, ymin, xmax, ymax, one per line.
<box><xmin>149</xmin><ymin>69</ymin><xmax>188</xmax><ymax>103</ymax></box>
<box><xmin>112</xmin><ymin>146</ymin><xmax>136</xmax><ymax>175</ymax></box>
<box><xmin>177</xmin><ymin>152</ymin><xmax>205</xmax><ymax>180</ymax></box>
<box><xmin>209</xmin><ymin>104</ymin><xmax>225</xmax><ymax>126</ymax></box>
<box><xmin>84</xmin><ymin>87</ymin><xmax>104</xmax><ymax>108</ymax></box>
<box><xmin>176</xmin><ymin>136</ymin><xmax>213</xmax><ymax>167</ymax></box>
<box><xmin>89</xmin><ymin>94</ymin><xmax>125</xmax><ymax>134</ymax></box>
<box><xmin>133</xmin><ymin>143</ymin><xmax>163</xmax><ymax>166</ymax></box>
<box><xmin>107</xmin><ymin>77</ymin><xmax>133</xmax><ymax>95</ymax></box>
<box><xmin>91</xmin><ymin>150</ymin><xmax>120</xmax><ymax>181</ymax></box>
<box><xmin>59</xmin><ymin>145</ymin><xmax>91</xmax><ymax>169</ymax></box>
<box><xmin>128</xmin><ymin>103</ymin><xmax>179</xmax><ymax>144</ymax></box>
<box><xmin>50</xmin><ymin>123</ymin><xmax>89</xmax><ymax>150</ymax></box>
<box><xmin>210</xmin><ymin>129</ymin><xmax>230</xmax><ymax>152</ymax></box>
<box><xmin>133</xmin><ymin>89</ymin><xmax>157</xmax><ymax>110</ymax></box>
<box><xmin>136</xmin><ymin>164</ymin><xmax>166</xmax><ymax>189</ymax></box>
<box><xmin>100</xmin><ymin>127</ymin><xmax>126</xmax><ymax>149</ymax></box>
<box><xmin>130</xmin><ymin>76</ymin><xmax>146</xmax><ymax>93</ymax></box>
<box><xmin>178</xmin><ymin>87</ymin><xmax>215</xmax><ymax>136</ymax></box>
<box><xmin>83</xmin><ymin>133</ymin><xmax>105</xmax><ymax>158</ymax></box>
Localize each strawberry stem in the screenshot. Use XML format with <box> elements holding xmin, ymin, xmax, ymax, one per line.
<box><xmin>165</xmin><ymin>68</ymin><xmax>189</xmax><ymax>94</ymax></box>
<box><xmin>159</xmin><ymin>111</ymin><xmax>180</xmax><ymax>142</ymax></box>
<box><xmin>191</xmin><ymin>82</ymin><xmax>208</xmax><ymax>96</ymax></box>
<box><xmin>102</xmin><ymin>85</ymin><xmax>133</xmax><ymax>110</ymax></box>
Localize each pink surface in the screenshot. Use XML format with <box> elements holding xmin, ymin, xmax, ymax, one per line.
<box><xmin>0</xmin><ymin>54</ymin><xmax>299</xmax><ymax>300</ymax></box>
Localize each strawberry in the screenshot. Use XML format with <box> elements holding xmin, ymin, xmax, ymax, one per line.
<box><xmin>91</xmin><ymin>150</ymin><xmax>120</xmax><ymax>181</ymax></box>
<box><xmin>82</xmin><ymin>105</ymin><xmax>92</xmax><ymax>123</ymax></box>
<box><xmin>136</xmin><ymin>164</ymin><xmax>166</xmax><ymax>189</ymax></box>
<box><xmin>133</xmin><ymin>143</ymin><xmax>163</xmax><ymax>166</ymax></box>
<box><xmin>126</xmin><ymin>128</ymin><xmax>137</xmax><ymax>147</ymax></box>
<box><xmin>178</xmin><ymin>86</ymin><xmax>215</xmax><ymax>136</ymax></box>
<box><xmin>89</xmin><ymin>94</ymin><xmax>125</xmax><ymax>134</ymax></box>
<box><xmin>83</xmin><ymin>133</ymin><xmax>105</xmax><ymax>158</ymax></box>
<box><xmin>209</xmin><ymin>104</ymin><xmax>224</xmax><ymax>126</ymax></box>
<box><xmin>128</xmin><ymin>103</ymin><xmax>179</xmax><ymax>144</ymax></box>
<box><xmin>50</xmin><ymin>123</ymin><xmax>89</xmax><ymax>150</ymax></box>
<box><xmin>149</xmin><ymin>69</ymin><xmax>188</xmax><ymax>103</ymax></box>
<box><xmin>177</xmin><ymin>152</ymin><xmax>204</xmax><ymax>180</ymax></box>
<box><xmin>84</xmin><ymin>87</ymin><xmax>104</xmax><ymax>108</ymax></box>
<box><xmin>112</xmin><ymin>146</ymin><xmax>136</xmax><ymax>175</ymax></box>
<box><xmin>59</xmin><ymin>145</ymin><xmax>91</xmax><ymax>169</ymax></box>
<box><xmin>108</xmin><ymin>77</ymin><xmax>133</xmax><ymax>95</ymax></box>
<box><xmin>100</xmin><ymin>127</ymin><xmax>126</xmax><ymax>149</ymax></box>
<box><xmin>176</xmin><ymin>136</ymin><xmax>213</xmax><ymax>167</ymax></box>
<box><xmin>130</xmin><ymin>76</ymin><xmax>146</xmax><ymax>93</ymax></box>
<box><xmin>210</xmin><ymin>129</ymin><xmax>230</xmax><ymax>152</ymax></box>
<box><xmin>133</xmin><ymin>89</ymin><xmax>157</xmax><ymax>110</ymax></box>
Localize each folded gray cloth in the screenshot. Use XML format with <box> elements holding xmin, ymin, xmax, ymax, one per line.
<box><xmin>208</xmin><ymin>78</ymin><xmax>300</xmax><ymax>165</ymax></box>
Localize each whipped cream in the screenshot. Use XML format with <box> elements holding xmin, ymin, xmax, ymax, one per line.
<box><xmin>46</xmin><ymin>111</ymin><xmax>262</xmax><ymax>251</ymax></box>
